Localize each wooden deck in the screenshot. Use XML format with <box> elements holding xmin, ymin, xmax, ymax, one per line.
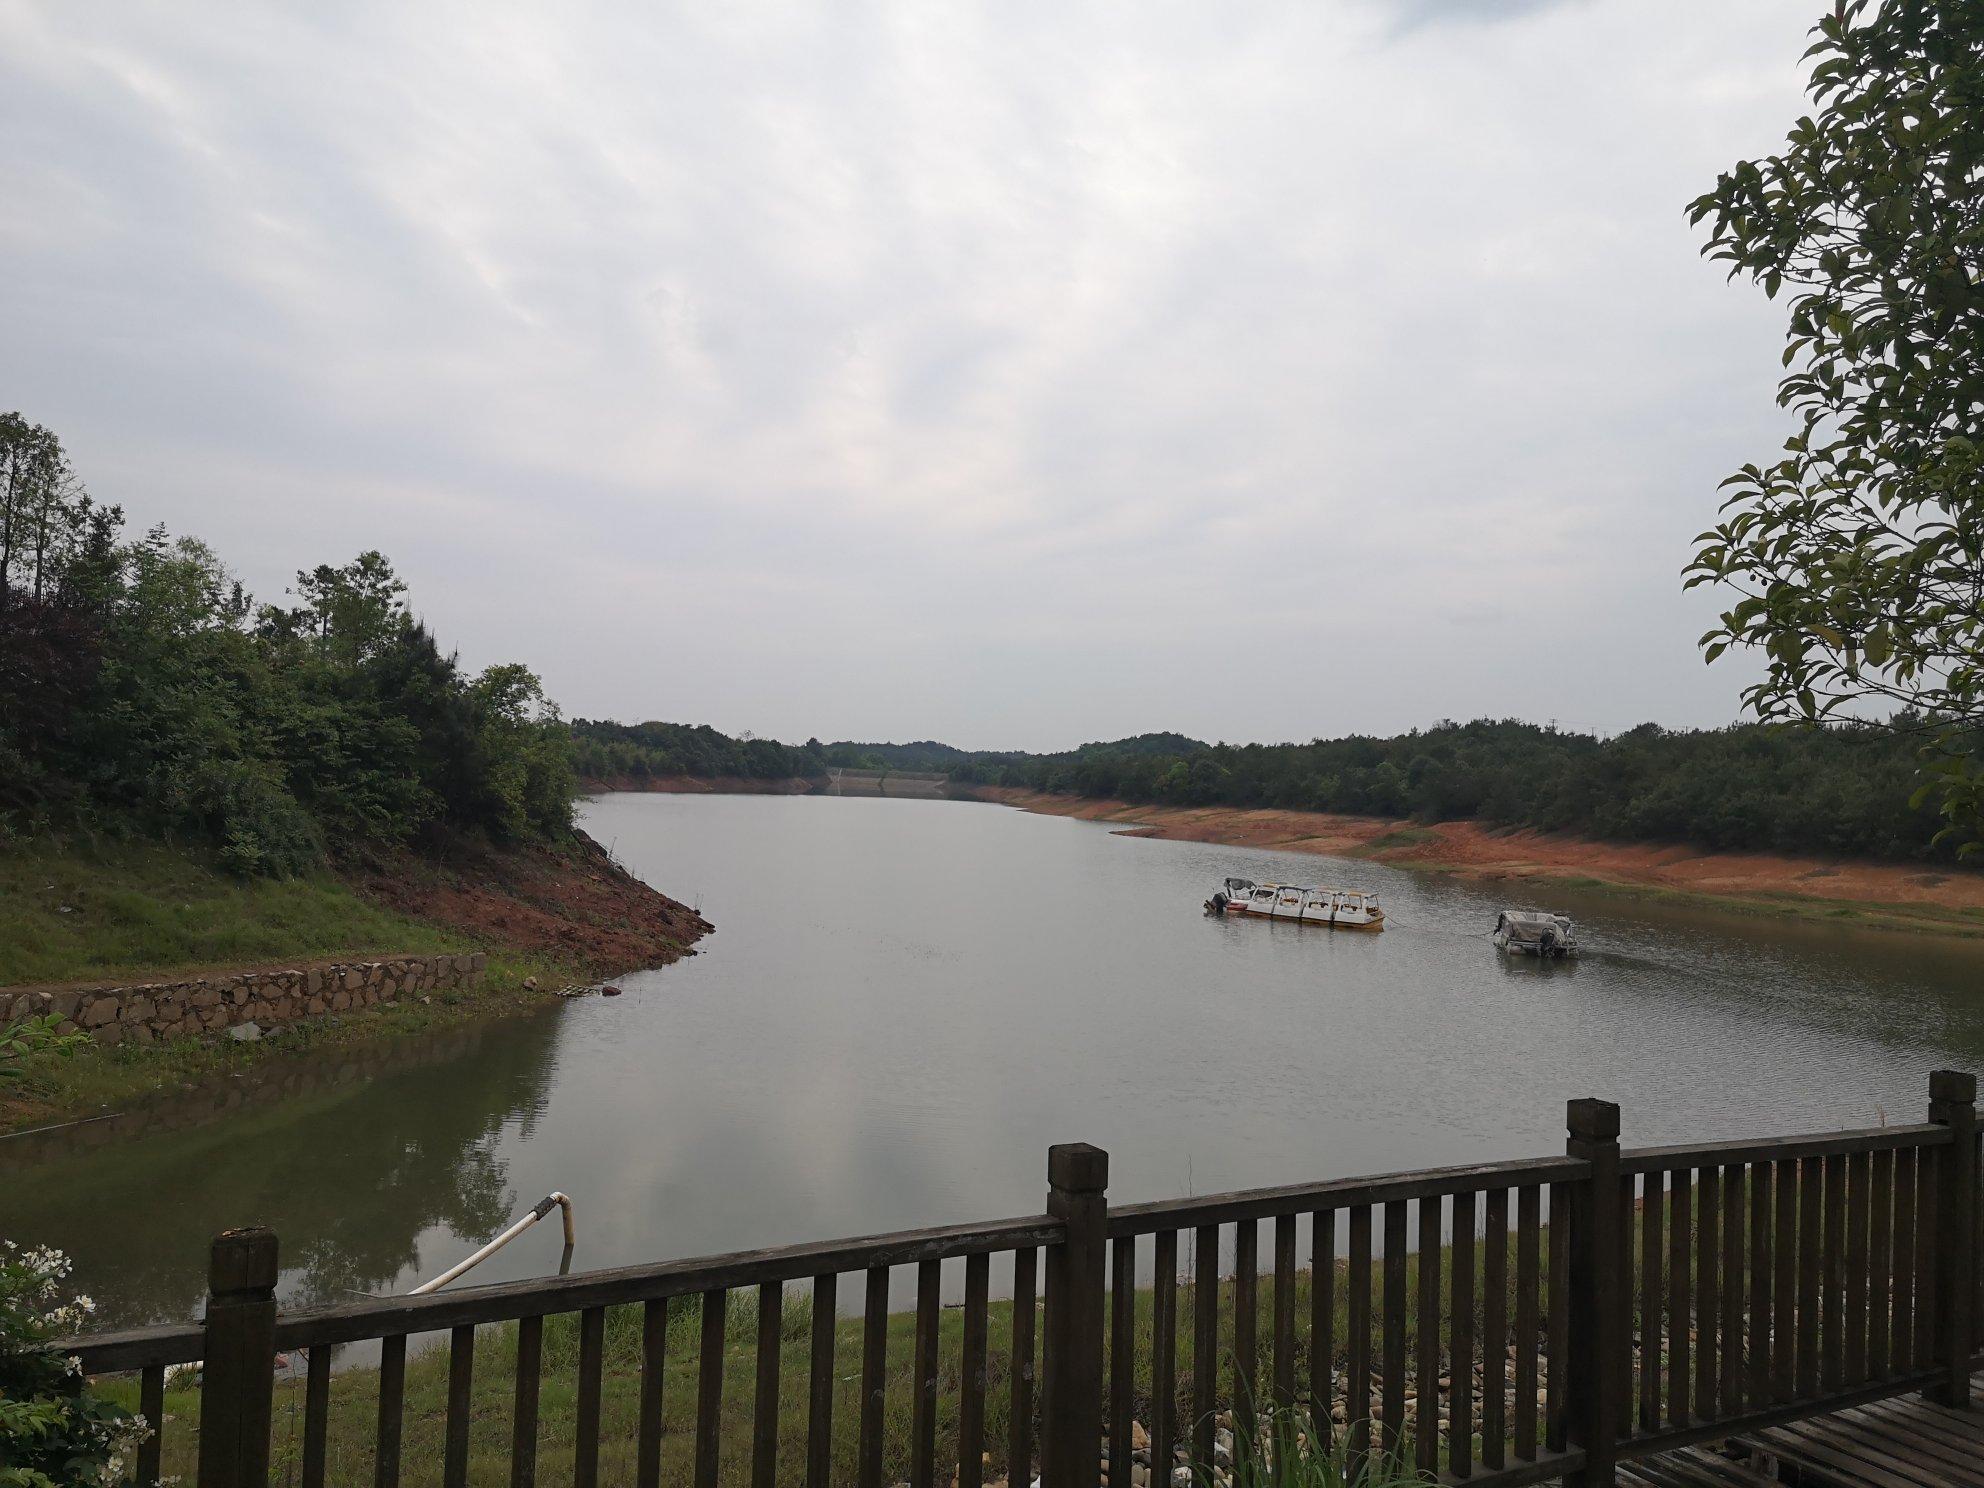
<box><xmin>1617</xmin><ymin>1374</ymin><xmax>1984</xmax><ymax>1487</ymax></box>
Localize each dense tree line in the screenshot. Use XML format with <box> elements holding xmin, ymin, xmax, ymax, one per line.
<box><xmin>570</xmin><ymin>720</ymin><xmax>829</xmax><ymax>783</ymax></box>
<box><xmin>0</xmin><ymin>417</ymin><xmax>575</xmax><ymax>875</ymax></box>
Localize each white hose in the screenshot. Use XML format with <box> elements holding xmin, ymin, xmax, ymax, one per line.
<box><xmin>409</xmin><ymin>1192</ymin><xmax>575</xmax><ymax>1295</ymax></box>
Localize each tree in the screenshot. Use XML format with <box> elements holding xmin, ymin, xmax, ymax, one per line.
<box><xmin>1685</xmin><ymin>1</ymin><xmax>1984</xmax><ymax>838</ymax></box>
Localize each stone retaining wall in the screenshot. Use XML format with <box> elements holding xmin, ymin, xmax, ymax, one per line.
<box><xmin>0</xmin><ymin>952</ymin><xmax>487</xmax><ymax>1046</ymax></box>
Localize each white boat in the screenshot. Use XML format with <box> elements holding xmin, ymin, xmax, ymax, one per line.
<box><xmin>1206</xmin><ymin>877</ymin><xmax>1385</xmax><ymax>931</ymax></box>
<box><xmin>1492</xmin><ymin>909</ymin><xmax>1578</xmax><ymax>958</ymax></box>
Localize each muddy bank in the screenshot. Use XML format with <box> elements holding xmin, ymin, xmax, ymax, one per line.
<box><xmin>581</xmin><ymin>773</ymin><xmax>821</xmax><ymax>796</ymax></box>
<box><xmin>347</xmin><ymin>832</ymin><xmax>711</xmax><ymax>977</ymax></box>
<box><xmin>973</xmin><ymin>787</ymin><xmax>1984</xmax><ymax>932</ymax></box>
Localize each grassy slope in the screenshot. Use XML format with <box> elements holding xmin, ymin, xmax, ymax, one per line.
<box><xmin>0</xmin><ymin>840</ymin><xmax>568</xmax><ymax>1133</ymax></box>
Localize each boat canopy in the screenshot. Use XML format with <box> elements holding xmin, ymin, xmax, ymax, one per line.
<box><xmin>1496</xmin><ymin>910</ymin><xmax>1572</xmax><ymax>940</ymax></box>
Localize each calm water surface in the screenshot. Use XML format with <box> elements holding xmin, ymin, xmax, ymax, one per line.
<box><xmin>11</xmin><ymin>792</ymin><xmax>1984</xmax><ymax>1326</ymax></box>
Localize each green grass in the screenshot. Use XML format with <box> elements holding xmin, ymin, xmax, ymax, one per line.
<box><xmin>0</xmin><ymin>838</ymin><xmax>463</xmax><ymax>987</ymax></box>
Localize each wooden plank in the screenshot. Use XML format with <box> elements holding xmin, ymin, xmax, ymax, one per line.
<box><xmin>1845</xmin><ymin>1149</ymin><xmax>1870</xmax><ymax>1385</ymax></box>
<box><xmin>1194</xmin><ymin>1224</ymin><xmax>1219</xmax><ymax>1475</ymax></box>
<box><xmin>1382</xmin><ymin>1200</ymin><xmax>1408</xmax><ymax>1459</ymax></box>
<box><xmin>444</xmin><ymin>1324</ymin><xmax>475</xmax><ymax>1488</ymax></box>
<box><xmin>1452</xmin><ymin>1189</ymin><xmax>1475</xmax><ymax>1480</ymax></box>
<box><xmin>1546</xmin><ymin>1181</ymin><xmax>1569</xmax><ymax>1454</ymax></box>
<box><xmin>1761</xmin><ymin>1415</ymin><xmax>1960</xmax><ymax>1488</ymax></box>
<box><xmin>1695</xmin><ymin>1165</ymin><xmax>1720</xmax><ymax>1420</ymax></box>
<box><xmin>1640</xmin><ymin>1172</ymin><xmax>1664</xmax><ymax>1434</ymax></box>
<box><xmin>374</xmin><ymin>1333</ymin><xmax>406</xmax><ymax>1488</ymax></box>
<box><xmin>1869</xmin><ymin>1146</ymin><xmax>1893</xmax><ymax>1379</ymax></box>
<box><xmin>1234</xmin><ymin>1218</ymin><xmax>1258</xmax><ymax>1416</ymax></box>
<box><xmin>578</xmin><ymin>1305</ymin><xmax>606</xmax><ymax>1488</ymax></box>
<box><xmin>959</xmin><ymin>1252</ymin><xmax>990</xmax><ymax>1488</ymax></box>
<box><xmin>1796</xmin><ymin>1154</ymin><xmax>1822</xmax><ymax>1399</ymax></box>
<box><xmin>1483</xmin><ymin>1190</ymin><xmax>1508</xmax><ymax>1471</ymax></box>
<box><xmin>859</xmin><ymin>1267</ymin><xmax>889</xmax><ymax>1488</ymax></box>
<box><xmin>753</xmin><ymin>1283</ymin><xmax>784</xmax><ymax>1488</ymax></box>
<box><xmin>1311</xmin><ymin>1210</ymin><xmax>1335</xmax><ymax>1433</ymax></box>
<box><xmin>1822</xmin><ymin>1150</ymin><xmax>1846</xmax><ymax>1393</ymax></box>
<box><xmin>1110</xmin><ymin>1238</ymin><xmax>1134</xmax><ymax>1488</ymax></box>
<box><xmin>1152</xmin><ymin>1232</ymin><xmax>1177</xmax><ymax>1483</ymax></box>
<box><xmin>912</xmin><ymin>1260</ymin><xmax>940</xmax><ymax>1488</ymax></box>
<box><xmin>1620</xmin><ymin>1174</ymin><xmax>1636</xmax><ymax>1440</ymax></box>
<box><xmin>1914</xmin><ymin>1147</ymin><xmax>1938</xmax><ymax>1372</ymax></box>
<box><xmin>1416</xmin><ymin>1195</ymin><xmax>1442</xmax><ymax>1476</ymax></box>
<box><xmin>639</xmin><ymin>1299</ymin><xmax>668</xmax><ymax>1488</ymax></box>
<box><xmin>1827</xmin><ymin>1402</ymin><xmax>1984</xmax><ymax>1473</ymax></box>
<box><xmin>1669</xmin><ymin>1168</ymin><xmax>1692</xmax><ymax>1427</ymax></box>
<box><xmin>1108</xmin><ymin>1156</ymin><xmax>1591</xmax><ymax>1237</ymax></box>
<box><xmin>1513</xmin><ymin>1187</ymin><xmax>1538</xmax><ymax>1461</ymax></box>
<box><xmin>1748</xmin><ymin>1159</ymin><xmax>1771</xmax><ymax>1409</ymax></box>
<box><xmin>1892</xmin><ymin>1146</ymin><xmax>1916</xmax><ymax>1373</ymax></box>
<box><xmin>510</xmin><ymin>1313</ymin><xmax>541</xmax><ymax>1488</ymax></box>
<box><xmin>1620</xmin><ymin>1123</ymin><xmax>1950</xmax><ymax>1173</ymax></box>
<box><xmin>1347</xmin><ymin>1205</ymin><xmax>1374</xmax><ymax>1474</ymax></box>
<box><xmin>1273</xmin><ymin>1213</ymin><xmax>1297</xmax><ymax>1409</ymax></box>
<box><xmin>1008</xmin><ymin>1249</ymin><xmax>1038</xmax><ymax>1488</ymax></box>
<box><xmin>1771</xmin><ymin>1158</ymin><xmax>1796</xmax><ymax>1405</ymax></box>
<box><xmin>299</xmin><ymin>1351</ymin><xmax>327</xmax><ymax>1488</ymax></box>
<box><xmin>1720</xmin><ymin>1164</ymin><xmax>1744</xmax><ymax>1418</ymax></box>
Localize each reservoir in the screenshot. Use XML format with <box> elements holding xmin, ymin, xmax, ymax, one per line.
<box><xmin>11</xmin><ymin>792</ymin><xmax>1984</xmax><ymax>1327</ymax></box>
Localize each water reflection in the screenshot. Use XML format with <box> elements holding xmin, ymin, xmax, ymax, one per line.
<box><xmin>3</xmin><ymin>1015</ymin><xmax>561</xmax><ymax>1324</ymax></box>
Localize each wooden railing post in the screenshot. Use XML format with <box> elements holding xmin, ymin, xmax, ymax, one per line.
<box><xmin>196</xmin><ymin>1227</ymin><xmax>279</xmax><ymax>1488</ymax></box>
<box><xmin>1564</xmin><ymin>1099</ymin><xmax>1621</xmax><ymax>1488</ymax></box>
<box><xmin>1928</xmin><ymin>1068</ymin><xmax>1977</xmax><ymax>1408</ymax></box>
<box><xmin>1042</xmin><ymin>1143</ymin><xmax>1108</xmax><ymax>1488</ymax></box>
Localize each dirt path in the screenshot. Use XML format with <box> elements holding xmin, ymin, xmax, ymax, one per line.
<box><xmin>973</xmin><ymin>787</ymin><xmax>1984</xmax><ymax>933</ymax></box>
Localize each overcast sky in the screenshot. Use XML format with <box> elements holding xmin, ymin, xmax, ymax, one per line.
<box><xmin>2</xmin><ymin>1</ymin><xmax>1819</xmax><ymax>750</ymax></box>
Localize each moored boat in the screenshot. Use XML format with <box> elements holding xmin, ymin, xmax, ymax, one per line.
<box><xmin>1492</xmin><ymin>909</ymin><xmax>1578</xmax><ymax>958</ymax></box>
<box><xmin>1205</xmin><ymin>877</ymin><xmax>1384</xmax><ymax>930</ymax></box>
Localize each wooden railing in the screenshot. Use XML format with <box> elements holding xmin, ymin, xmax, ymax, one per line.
<box><xmin>61</xmin><ymin>1071</ymin><xmax>1981</xmax><ymax>1488</ymax></box>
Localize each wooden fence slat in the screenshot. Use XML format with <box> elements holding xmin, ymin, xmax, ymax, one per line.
<box><xmin>1749</xmin><ymin>1160</ymin><xmax>1772</xmax><ymax>1408</ymax></box>
<box><xmin>577</xmin><ymin>1305</ymin><xmax>606</xmax><ymax>1488</ymax></box>
<box><xmin>1618</xmin><ymin>1175</ymin><xmax>1635</xmax><ymax>1438</ymax></box>
<box><xmin>1273</xmin><ymin>1213</ymin><xmax>1297</xmax><ymax>1409</ymax></box>
<box><xmin>1009</xmin><ymin>1249</ymin><xmax>1038</xmax><ymax>1487</ymax></box>
<box><xmin>1415</xmin><ymin>1195</ymin><xmax>1441</xmax><ymax>1475</ymax></box>
<box><xmin>1639</xmin><ymin>1172</ymin><xmax>1663</xmax><ymax>1434</ymax></box>
<box><xmin>693</xmin><ymin>1292</ymin><xmax>725</xmax><ymax>1488</ymax></box>
<box><xmin>1193</xmin><ymin>1225</ymin><xmax>1219</xmax><ymax>1475</ymax></box>
<box><xmin>1822</xmin><ymin>1151</ymin><xmax>1846</xmax><ymax>1392</ymax></box>
<box><xmin>1695</xmin><ymin>1165</ymin><xmax>1720</xmax><ymax>1420</ymax></box>
<box><xmin>959</xmin><ymin>1252</ymin><xmax>991</xmax><ymax>1488</ymax></box>
<box><xmin>1913</xmin><ymin>1147</ymin><xmax>1937</xmax><ymax>1372</ymax></box>
<box><xmin>1772</xmin><ymin>1158</ymin><xmax>1796</xmax><ymax>1405</ymax></box>
<box><xmin>806</xmin><ymin>1279</ymin><xmax>836</xmax><ymax>1488</ymax></box>
<box><xmin>1513</xmin><ymin>1187</ymin><xmax>1538</xmax><ymax>1461</ymax></box>
<box><xmin>374</xmin><ymin>1333</ymin><xmax>406</xmax><ymax>1488</ymax></box>
<box><xmin>1110</xmin><ymin>1238</ymin><xmax>1134</xmax><ymax>1488</ymax></box>
<box><xmin>1381</xmin><ymin>1200</ymin><xmax>1408</xmax><ymax>1459</ymax></box>
<box><xmin>1482</xmin><ymin>1190</ymin><xmax>1508</xmax><ymax>1470</ymax></box>
<box><xmin>1892</xmin><ymin>1147</ymin><xmax>1916</xmax><ymax>1373</ymax></box>
<box><xmin>1451</xmin><ymin>1189</ymin><xmax>1475</xmax><ymax>1479</ymax></box>
<box><xmin>754</xmin><ymin>1283</ymin><xmax>784</xmax><ymax>1488</ymax></box>
<box><xmin>639</xmin><ymin>1299</ymin><xmax>668</xmax><ymax>1488</ymax></box>
<box><xmin>1720</xmin><ymin>1164</ymin><xmax>1744</xmax><ymax>1418</ymax></box>
<box><xmin>912</xmin><ymin>1260</ymin><xmax>940</xmax><ymax>1488</ymax></box>
<box><xmin>1152</xmin><ymin>1232</ymin><xmax>1177</xmax><ymax>1485</ymax></box>
<box><xmin>1347</xmin><ymin>1205</ymin><xmax>1374</xmax><ymax>1476</ymax></box>
<box><xmin>1797</xmin><ymin>1153</ymin><xmax>1823</xmax><ymax>1398</ymax></box>
<box><xmin>298</xmin><ymin>1353</ymin><xmax>326</xmax><ymax>1488</ymax></box>
<box><xmin>1234</xmin><ymin>1218</ymin><xmax>1258</xmax><ymax>1417</ymax></box>
<box><xmin>510</xmin><ymin>1314</ymin><xmax>541</xmax><ymax>1488</ymax></box>
<box><xmin>859</xmin><ymin>1267</ymin><xmax>889</xmax><ymax>1488</ymax></box>
<box><xmin>1869</xmin><ymin>1147</ymin><xmax>1893</xmax><ymax>1379</ymax></box>
<box><xmin>444</xmin><ymin>1324</ymin><xmax>475</xmax><ymax>1488</ymax></box>
<box><xmin>1668</xmin><ymin>1168</ymin><xmax>1691</xmax><ymax>1427</ymax></box>
<box><xmin>1545</xmin><ymin>1181</ymin><xmax>1569</xmax><ymax>1454</ymax></box>
<box><xmin>1845</xmin><ymin>1150</ymin><xmax>1870</xmax><ymax>1386</ymax></box>
<box><xmin>1311</xmin><ymin>1210</ymin><xmax>1335</xmax><ymax>1433</ymax></box>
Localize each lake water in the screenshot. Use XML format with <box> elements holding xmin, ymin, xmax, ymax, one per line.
<box><xmin>11</xmin><ymin>792</ymin><xmax>1984</xmax><ymax>1328</ymax></box>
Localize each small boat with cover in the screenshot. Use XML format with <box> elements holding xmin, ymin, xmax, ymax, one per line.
<box><xmin>1206</xmin><ymin>877</ymin><xmax>1384</xmax><ymax>930</ymax></box>
<box><xmin>1492</xmin><ymin>909</ymin><xmax>1578</xmax><ymax>958</ymax></box>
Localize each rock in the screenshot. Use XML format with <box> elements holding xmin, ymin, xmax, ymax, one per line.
<box><xmin>523</xmin><ymin>977</ymin><xmax>538</xmax><ymax>990</ymax></box>
<box><xmin>1132</xmin><ymin>1422</ymin><xmax>1150</xmax><ymax>1452</ymax></box>
<box><xmin>227</xmin><ymin>1022</ymin><xmax>262</xmax><ymax>1043</ymax></box>
<box><xmin>1170</xmin><ymin>1470</ymin><xmax>1194</xmax><ymax>1488</ymax></box>
<box><xmin>602</xmin><ymin>985</ymin><xmax>623</xmax><ymax>997</ymax></box>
